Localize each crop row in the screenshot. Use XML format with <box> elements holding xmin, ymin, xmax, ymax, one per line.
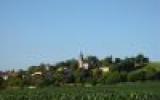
<box><xmin>0</xmin><ymin>91</ymin><xmax>159</xmax><ymax>100</ymax></box>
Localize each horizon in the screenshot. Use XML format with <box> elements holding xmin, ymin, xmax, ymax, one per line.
<box><xmin>0</xmin><ymin>0</ymin><xmax>160</xmax><ymax>71</ymax></box>
<box><xmin>1</xmin><ymin>53</ymin><xmax>159</xmax><ymax>71</ymax></box>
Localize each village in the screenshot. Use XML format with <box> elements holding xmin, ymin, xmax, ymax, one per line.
<box><xmin>0</xmin><ymin>53</ymin><xmax>152</xmax><ymax>89</ymax></box>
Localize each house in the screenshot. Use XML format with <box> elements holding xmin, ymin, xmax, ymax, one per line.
<box><xmin>0</xmin><ymin>71</ymin><xmax>8</xmax><ymax>80</ymax></box>
<box><xmin>31</xmin><ymin>71</ymin><xmax>43</xmax><ymax>76</ymax></box>
<box><xmin>57</xmin><ymin>67</ymin><xmax>68</xmax><ymax>72</ymax></box>
<box><xmin>99</xmin><ymin>67</ymin><xmax>110</xmax><ymax>73</ymax></box>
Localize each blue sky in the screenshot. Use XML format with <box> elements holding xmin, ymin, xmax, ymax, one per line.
<box><xmin>0</xmin><ymin>0</ymin><xmax>160</xmax><ymax>70</ymax></box>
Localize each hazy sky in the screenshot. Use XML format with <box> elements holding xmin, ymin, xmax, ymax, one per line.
<box><xmin>0</xmin><ymin>0</ymin><xmax>160</xmax><ymax>70</ymax></box>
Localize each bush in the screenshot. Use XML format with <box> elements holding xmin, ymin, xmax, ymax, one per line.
<box><xmin>0</xmin><ymin>77</ymin><xmax>5</xmax><ymax>89</ymax></box>
<box><xmin>105</xmin><ymin>71</ymin><xmax>122</xmax><ymax>84</ymax></box>
<box><xmin>128</xmin><ymin>70</ymin><xmax>146</xmax><ymax>82</ymax></box>
<box><xmin>7</xmin><ymin>77</ymin><xmax>23</xmax><ymax>87</ymax></box>
<box><xmin>120</xmin><ymin>71</ymin><xmax>128</xmax><ymax>82</ymax></box>
<box><xmin>145</xmin><ymin>67</ymin><xmax>156</xmax><ymax>80</ymax></box>
<box><xmin>155</xmin><ymin>71</ymin><xmax>160</xmax><ymax>80</ymax></box>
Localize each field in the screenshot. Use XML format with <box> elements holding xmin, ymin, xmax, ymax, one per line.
<box><xmin>0</xmin><ymin>82</ymin><xmax>160</xmax><ymax>100</ymax></box>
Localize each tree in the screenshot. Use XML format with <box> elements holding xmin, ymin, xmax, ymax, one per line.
<box><xmin>114</xmin><ymin>58</ymin><xmax>121</xmax><ymax>64</ymax></box>
<box><xmin>65</xmin><ymin>59</ymin><xmax>78</xmax><ymax>69</ymax></box>
<box><xmin>145</xmin><ymin>67</ymin><xmax>157</xmax><ymax>80</ymax></box>
<box><xmin>63</xmin><ymin>70</ymin><xmax>75</xmax><ymax>83</ymax></box>
<box><xmin>41</xmin><ymin>71</ymin><xmax>55</xmax><ymax>86</ymax></box>
<box><xmin>7</xmin><ymin>76</ymin><xmax>23</xmax><ymax>87</ymax></box>
<box><xmin>105</xmin><ymin>71</ymin><xmax>122</xmax><ymax>84</ymax></box>
<box><xmin>49</xmin><ymin>65</ymin><xmax>57</xmax><ymax>72</ymax></box>
<box><xmin>127</xmin><ymin>70</ymin><xmax>146</xmax><ymax>82</ymax></box>
<box><xmin>56</xmin><ymin>61</ymin><xmax>67</xmax><ymax>68</ymax></box>
<box><xmin>91</xmin><ymin>68</ymin><xmax>103</xmax><ymax>85</ymax></box>
<box><xmin>87</xmin><ymin>56</ymin><xmax>100</xmax><ymax>68</ymax></box>
<box><xmin>22</xmin><ymin>74</ymin><xmax>32</xmax><ymax>86</ymax></box>
<box><xmin>155</xmin><ymin>71</ymin><xmax>160</xmax><ymax>80</ymax></box>
<box><xmin>17</xmin><ymin>69</ymin><xmax>26</xmax><ymax>79</ymax></box>
<box><xmin>0</xmin><ymin>77</ymin><xmax>5</xmax><ymax>89</ymax></box>
<box><xmin>120</xmin><ymin>71</ymin><xmax>128</xmax><ymax>82</ymax></box>
<box><xmin>143</xmin><ymin>57</ymin><xmax>149</xmax><ymax>64</ymax></box>
<box><xmin>101</xmin><ymin>56</ymin><xmax>113</xmax><ymax>66</ymax></box>
<box><xmin>74</xmin><ymin>69</ymin><xmax>91</xmax><ymax>84</ymax></box>
<box><xmin>110</xmin><ymin>58</ymin><xmax>135</xmax><ymax>72</ymax></box>
<box><xmin>135</xmin><ymin>54</ymin><xmax>149</xmax><ymax>64</ymax></box>
<box><xmin>28</xmin><ymin>63</ymin><xmax>47</xmax><ymax>74</ymax></box>
<box><xmin>122</xmin><ymin>58</ymin><xmax>135</xmax><ymax>71</ymax></box>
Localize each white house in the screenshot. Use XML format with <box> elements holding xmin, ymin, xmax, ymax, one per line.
<box><xmin>31</xmin><ymin>71</ymin><xmax>43</xmax><ymax>76</ymax></box>
<box><xmin>100</xmin><ymin>67</ymin><xmax>110</xmax><ymax>73</ymax></box>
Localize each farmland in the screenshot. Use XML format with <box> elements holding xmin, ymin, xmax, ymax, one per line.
<box><xmin>0</xmin><ymin>55</ymin><xmax>160</xmax><ymax>100</ymax></box>
<box><xmin>0</xmin><ymin>82</ymin><xmax>160</xmax><ymax>100</ymax></box>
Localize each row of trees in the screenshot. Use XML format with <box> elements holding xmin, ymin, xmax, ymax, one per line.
<box><xmin>49</xmin><ymin>54</ymin><xmax>149</xmax><ymax>70</ymax></box>
<box><xmin>0</xmin><ymin>54</ymin><xmax>159</xmax><ymax>89</ymax></box>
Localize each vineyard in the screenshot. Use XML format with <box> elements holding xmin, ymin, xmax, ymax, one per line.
<box><xmin>0</xmin><ymin>82</ymin><xmax>160</xmax><ymax>100</ymax></box>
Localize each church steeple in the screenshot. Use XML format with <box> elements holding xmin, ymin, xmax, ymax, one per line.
<box><xmin>80</xmin><ymin>51</ymin><xmax>84</xmax><ymax>61</ymax></box>
<box><xmin>79</xmin><ymin>51</ymin><xmax>84</xmax><ymax>68</ymax></box>
<box><xmin>78</xmin><ymin>51</ymin><xmax>89</xmax><ymax>69</ymax></box>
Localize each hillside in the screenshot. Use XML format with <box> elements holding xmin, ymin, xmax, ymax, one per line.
<box><xmin>144</xmin><ymin>62</ymin><xmax>160</xmax><ymax>71</ymax></box>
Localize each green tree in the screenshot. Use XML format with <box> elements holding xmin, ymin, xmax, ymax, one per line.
<box><xmin>53</xmin><ymin>71</ymin><xmax>65</xmax><ymax>86</ymax></box>
<box><xmin>101</xmin><ymin>56</ymin><xmax>113</xmax><ymax>66</ymax></box>
<box><xmin>105</xmin><ymin>71</ymin><xmax>122</xmax><ymax>84</ymax></box>
<box><xmin>111</xmin><ymin>58</ymin><xmax>135</xmax><ymax>72</ymax></box>
<box><xmin>127</xmin><ymin>70</ymin><xmax>146</xmax><ymax>82</ymax></box>
<box><xmin>0</xmin><ymin>77</ymin><xmax>5</xmax><ymax>89</ymax></box>
<box><xmin>91</xmin><ymin>68</ymin><xmax>103</xmax><ymax>85</ymax></box>
<box><xmin>74</xmin><ymin>69</ymin><xmax>91</xmax><ymax>84</ymax></box>
<box><xmin>135</xmin><ymin>54</ymin><xmax>149</xmax><ymax>65</ymax></box>
<box><xmin>28</xmin><ymin>63</ymin><xmax>47</xmax><ymax>74</ymax></box>
<box><xmin>87</xmin><ymin>56</ymin><xmax>100</xmax><ymax>68</ymax></box>
<box><xmin>7</xmin><ymin>76</ymin><xmax>23</xmax><ymax>87</ymax></box>
<box><xmin>145</xmin><ymin>67</ymin><xmax>157</xmax><ymax>80</ymax></box>
<box><xmin>65</xmin><ymin>59</ymin><xmax>78</xmax><ymax>69</ymax></box>
<box><xmin>114</xmin><ymin>58</ymin><xmax>121</xmax><ymax>64</ymax></box>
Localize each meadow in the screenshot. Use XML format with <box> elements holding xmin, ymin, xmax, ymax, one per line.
<box><xmin>0</xmin><ymin>82</ymin><xmax>160</xmax><ymax>100</ymax></box>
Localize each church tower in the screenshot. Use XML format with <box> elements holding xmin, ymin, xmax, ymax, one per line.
<box><xmin>78</xmin><ymin>52</ymin><xmax>89</xmax><ymax>69</ymax></box>
<box><xmin>79</xmin><ymin>52</ymin><xmax>84</xmax><ymax>68</ymax></box>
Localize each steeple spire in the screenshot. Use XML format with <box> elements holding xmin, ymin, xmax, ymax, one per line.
<box><xmin>79</xmin><ymin>51</ymin><xmax>84</xmax><ymax>68</ymax></box>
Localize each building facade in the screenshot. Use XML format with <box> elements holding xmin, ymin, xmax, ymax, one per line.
<box><xmin>78</xmin><ymin>52</ymin><xmax>89</xmax><ymax>69</ymax></box>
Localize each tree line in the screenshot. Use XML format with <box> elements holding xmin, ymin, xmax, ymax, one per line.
<box><xmin>0</xmin><ymin>54</ymin><xmax>160</xmax><ymax>89</ymax></box>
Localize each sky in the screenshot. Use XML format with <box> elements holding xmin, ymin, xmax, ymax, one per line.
<box><xmin>0</xmin><ymin>0</ymin><xmax>160</xmax><ymax>71</ymax></box>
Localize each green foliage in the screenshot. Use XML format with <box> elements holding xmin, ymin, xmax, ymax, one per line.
<box><xmin>105</xmin><ymin>71</ymin><xmax>122</xmax><ymax>84</ymax></box>
<box><xmin>56</xmin><ymin>59</ymin><xmax>78</xmax><ymax>69</ymax></box>
<box><xmin>114</xmin><ymin>58</ymin><xmax>121</xmax><ymax>64</ymax></box>
<box><xmin>145</xmin><ymin>62</ymin><xmax>160</xmax><ymax>71</ymax></box>
<box><xmin>135</xmin><ymin>54</ymin><xmax>149</xmax><ymax>65</ymax></box>
<box><xmin>91</xmin><ymin>68</ymin><xmax>103</xmax><ymax>85</ymax></box>
<box><xmin>110</xmin><ymin>58</ymin><xmax>135</xmax><ymax>72</ymax></box>
<box><xmin>65</xmin><ymin>59</ymin><xmax>78</xmax><ymax>69</ymax></box>
<box><xmin>87</xmin><ymin>56</ymin><xmax>100</xmax><ymax>68</ymax></box>
<box><xmin>0</xmin><ymin>77</ymin><xmax>5</xmax><ymax>89</ymax></box>
<box><xmin>28</xmin><ymin>64</ymin><xmax>47</xmax><ymax>74</ymax></box>
<box><xmin>128</xmin><ymin>70</ymin><xmax>146</xmax><ymax>82</ymax></box>
<box><xmin>144</xmin><ymin>67</ymin><xmax>157</xmax><ymax>80</ymax></box>
<box><xmin>7</xmin><ymin>76</ymin><xmax>23</xmax><ymax>87</ymax></box>
<box><xmin>74</xmin><ymin>69</ymin><xmax>91</xmax><ymax>84</ymax></box>
<box><xmin>0</xmin><ymin>54</ymin><xmax>156</xmax><ymax>89</ymax></box>
<box><xmin>101</xmin><ymin>56</ymin><xmax>113</xmax><ymax>66</ymax></box>
<box><xmin>1</xmin><ymin>82</ymin><xmax>160</xmax><ymax>100</ymax></box>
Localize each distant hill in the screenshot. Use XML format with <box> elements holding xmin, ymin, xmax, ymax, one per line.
<box><xmin>144</xmin><ymin>62</ymin><xmax>160</xmax><ymax>71</ymax></box>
